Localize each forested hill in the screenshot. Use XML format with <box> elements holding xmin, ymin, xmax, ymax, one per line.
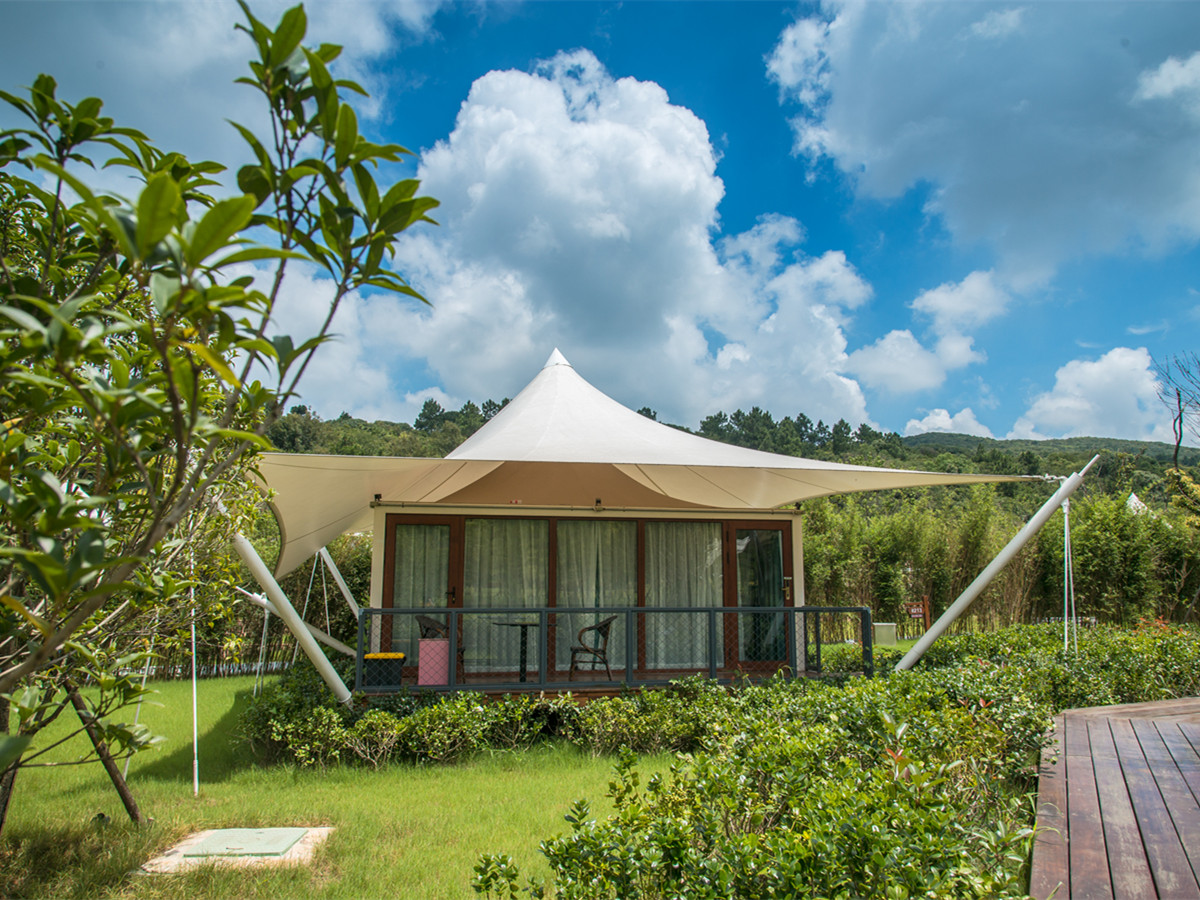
<box><xmin>266</xmin><ymin>398</ymin><xmax>1200</xmax><ymax>497</ymax></box>
<box><xmin>904</xmin><ymin>432</ymin><xmax>1200</xmax><ymax>466</ymax></box>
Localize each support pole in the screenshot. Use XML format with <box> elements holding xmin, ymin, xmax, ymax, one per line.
<box><xmin>896</xmin><ymin>456</ymin><xmax>1098</xmax><ymax>671</ymax></box>
<box><xmin>191</xmin><ymin>601</ymin><xmax>198</xmax><ymax>797</ymax></box>
<box><xmin>237</xmin><ymin>588</ymin><xmax>355</xmax><ymax>657</ymax></box>
<box><xmin>320</xmin><ymin>547</ymin><xmax>360</xmax><ymax>619</ymax></box>
<box><xmin>231</xmin><ymin>531</ymin><xmax>353</xmax><ymax>704</ymax></box>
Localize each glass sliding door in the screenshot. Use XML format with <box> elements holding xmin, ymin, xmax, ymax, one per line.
<box><xmin>391</xmin><ymin>523</ymin><xmax>452</xmax><ymax>608</ymax></box>
<box><xmin>463</xmin><ymin>518</ymin><xmax>548</xmax><ymax>674</ymax></box>
<box><xmin>735</xmin><ymin>528</ymin><xmax>786</xmax><ymax>664</ymax></box>
<box><xmin>386</xmin><ymin>521</ymin><xmax>453</xmax><ymax>658</ymax></box>
<box><xmin>645</xmin><ymin>521</ymin><xmax>722</xmax><ymax>669</ymax></box>
<box><xmin>556</xmin><ymin>520</ymin><xmax>636</xmax><ymax>672</ymax></box>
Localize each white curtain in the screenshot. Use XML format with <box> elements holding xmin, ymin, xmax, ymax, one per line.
<box><xmin>556</xmin><ymin>520</ymin><xmax>635</xmax><ymax>671</ymax></box>
<box><xmin>389</xmin><ymin>524</ymin><xmax>450</xmax><ymax>653</ymax></box>
<box><xmin>645</xmin><ymin>521</ymin><xmax>722</xmax><ymax>669</ymax></box>
<box><xmin>463</xmin><ymin>519</ymin><xmax>548</xmax><ymax>672</ymax></box>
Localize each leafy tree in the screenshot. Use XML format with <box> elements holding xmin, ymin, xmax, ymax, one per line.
<box><xmin>0</xmin><ymin>2</ymin><xmax>436</xmax><ymax>830</ymax></box>
<box><xmin>729</xmin><ymin>406</ymin><xmax>777</xmax><ymax>451</ymax></box>
<box><xmin>829</xmin><ymin>418</ymin><xmax>853</xmax><ymax>455</ymax></box>
<box><xmin>453</xmin><ymin>400</ymin><xmax>485</xmax><ymax>434</ymax></box>
<box><xmin>414</xmin><ymin>397</ymin><xmax>445</xmax><ymax>432</ymax></box>
<box><xmin>698</xmin><ymin>411</ymin><xmax>731</xmax><ymax>442</ymax></box>
<box><xmin>481</xmin><ymin>398</ymin><xmax>507</xmax><ymax>422</ymax></box>
<box><xmin>266</xmin><ymin>405</ymin><xmax>323</xmax><ymax>452</ymax></box>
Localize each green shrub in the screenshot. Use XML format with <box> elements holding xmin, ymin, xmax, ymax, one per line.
<box><xmin>565</xmin><ymin>678</ymin><xmax>728</xmax><ymax>755</ymax></box>
<box><xmin>521</xmin><ymin>735</ymin><xmax>1035</xmax><ymax>899</ymax></box>
<box><xmin>238</xmin><ymin>659</ymin><xmax>354</xmax><ymax>762</ymax></box>
<box><xmin>270</xmin><ymin>705</ymin><xmax>352</xmax><ymax>768</ymax></box>
<box><xmin>346</xmin><ymin>709</ymin><xmax>405</xmax><ymax>768</ymax></box>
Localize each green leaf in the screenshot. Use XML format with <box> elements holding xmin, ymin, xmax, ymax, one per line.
<box><xmin>0</xmin><ymin>305</ymin><xmax>48</xmax><ymax>334</ymax></box>
<box><xmin>73</xmin><ymin>96</ymin><xmax>103</xmax><ymax>121</ymax></box>
<box><xmin>333</xmin><ymin>78</ymin><xmax>368</xmax><ymax>97</ymax></box>
<box><xmin>211</xmin><ymin>246</ymin><xmax>310</xmax><ymax>267</ymax></box>
<box><xmin>150</xmin><ymin>273</ymin><xmax>181</xmax><ymax>315</ymax></box>
<box><xmin>1</xmin><ymin>595</ymin><xmax>52</xmax><ymax>637</ymax></box>
<box><xmin>236</xmin><ymin>164</ymin><xmax>272</xmax><ymax>205</ymax></box>
<box><xmin>334</xmin><ymin>103</ymin><xmax>358</xmax><ymax>168</ymax></box>
<box><xmin>186</xmin><ymin>194</ymin><xmax>256</xmax><ymax>267</ymax></box>
<box><xmin>227</xmin><ymin>120</ymin><xmax>273</xmax><ymax>170</ymax></box>
<box><xmin>32</xmin><ymin>158</ymin><xmax>136</xmax><ymax>259</ymax></box>
<box><xmin>183</xmin><ymin>342</ymin><xmax>241</xmax><ymax>387</ymax></box>
<box><xmin>235</xmin><ymin>0</ymin><xmax>273</xmax><ymax>62</ymax></box>
<box><xmin>269</xmin><ymin>5</ymin><xmax>308</xmax><ymax>70</ymax></box>
<box><xmin>351</xmin><ymin>163</ymin><xmax>379</xmax><ymax>220</ymax></box>
<box><xmin>381</xmin><ymin>178</ymin><xmax>420</xmax><ymax>205</ymax></box>
<box><xmin>135</xmin><ymin>172</ymin><xmax>181</xmax><ymax>256</ymax></box>
<box><xmin>0</xmin><ymin>735</ymin><xmax>32</xmax><ymax>770</ymax></box>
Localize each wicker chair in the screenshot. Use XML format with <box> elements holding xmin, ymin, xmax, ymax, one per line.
<box><xmin>568</xmin><ymin>615</ymin><xmax>617</xmax><ymax>681</ymax></box>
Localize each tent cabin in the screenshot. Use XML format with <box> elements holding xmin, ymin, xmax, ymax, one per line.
<box><xmin>253</xmin><ymin>350</ymin><xmax>1039</xmax><ymax>695</ymax></box>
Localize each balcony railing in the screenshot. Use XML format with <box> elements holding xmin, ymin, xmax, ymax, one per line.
<box><xmin>355</xmin><ymin>605</ymin><xmax>873</xmax><ymax>693</ymax></box>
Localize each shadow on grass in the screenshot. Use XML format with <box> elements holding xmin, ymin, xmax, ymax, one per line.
<box><xmin>0</xmin><ymin>820</ymin><xmax>161</xmax><ymax>900</ymax></box>
<box><xmin>132</xmin><ymin>689</ymin><xmax>261</xmax><ymax>785</ymax></box>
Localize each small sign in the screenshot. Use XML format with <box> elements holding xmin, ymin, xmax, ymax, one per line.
<box><xmin>906</xmin><ymin>603</ymin><xmax>926</xmax><ymax>619</ymax></box>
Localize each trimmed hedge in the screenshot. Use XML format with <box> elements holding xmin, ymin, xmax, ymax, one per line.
<box><xmin>241</xmin><ymin>622</ymin><xmax>1200</xmax><ymax>772</ymax></box>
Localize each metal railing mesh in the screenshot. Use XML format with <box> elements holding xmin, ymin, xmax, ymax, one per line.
<box><xmin>356</xmin><ymin>605</ymin><xmax>872</xmax><ymax>691</ymax></box>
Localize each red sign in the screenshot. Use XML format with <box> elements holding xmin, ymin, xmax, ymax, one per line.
<box><xmin>906</xmin><ymin>603</ymin><xmax>926</xmax><ymax>619</ymax></box>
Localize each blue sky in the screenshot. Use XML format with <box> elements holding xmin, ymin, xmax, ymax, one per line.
<box><xmin>4</xmin><ymin>1</ymin><xmax>1200</xmax><ymax>444</ymax></box>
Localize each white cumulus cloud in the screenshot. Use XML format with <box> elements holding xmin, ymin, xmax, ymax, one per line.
<box><xmin>904</xmin><ymin>408</ymin><xmax>995</xmax><ymax>438</ymax></box>
<box><xmin>767</xmin><ymin>2</ymin><xmax>1200</xmax><ymax>285</ymax></box>
<box><xmin>845</xmin><ymin>330</ymin><xmax>944</xmax><ymax>393</ymax></box>
<box><xmin>387</xmin><ymin>50</ymin><xmax>875</xmax><ymax>426</ymax></box>
<box><xmin>1008</xmin><ymin>347</ymin><xmax>1175</xmax><ymax>441</ymax></box>
<box><xmin>846</xmin><ymin>270</ymin><xmax>1003</xmax><ymax>393</ymax></box>
<box><xmin>912</xmin><ymin>270</ymin><xmax>1011</xmax><ymax>335</ymax></box>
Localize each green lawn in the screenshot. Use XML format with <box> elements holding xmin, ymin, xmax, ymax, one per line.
<box><xmin>2</xmin><ymin>677</ymin><xmax>636</xmax><ymax>899</ymax></box>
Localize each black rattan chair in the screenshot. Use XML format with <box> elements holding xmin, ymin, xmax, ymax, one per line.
<box><xmin>568</xmin><ymin>615</ymin><xmax>617</xmax><ymax>681</ymax></box>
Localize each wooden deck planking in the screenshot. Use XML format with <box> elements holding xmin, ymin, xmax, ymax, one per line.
<box><xmin>1031</xmin><ymin>698</ymin><xmax>1200</xmax><ymax>900</ymax></box>
<box><xmin>1136</xmin><ymin>719</ymin><xmax>1200</xmax><ymax>888</ymax></box>
<box><xmin>1112</xmin><ymin>718</ymin><xmax>1200</xmax><ymax>899</ymax></box>
<box><xmin>1091</xmin><ymin>720</ymin><xmax>1157</xmax><ymax>900</ymax></box>
<box><xmin>1067</xmin><ymin>716</ymin><xmax>1114</xmax><ymax>899</ymax></box>
<box><xmin>1166</xmin><ymin>724</ymin><xmax>1200</xmax><ymax>811</ymax></box>
<box><xmin>1030</xmin><ymin>715</ymin><xmax>1070</xmax><ymax>900</ymax></box>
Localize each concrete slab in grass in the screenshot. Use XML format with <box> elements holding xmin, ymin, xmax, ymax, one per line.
<box><xmin>142</xmin><ymin>827</ymin><xmax>334</xmax><ymax>873</ymax></box>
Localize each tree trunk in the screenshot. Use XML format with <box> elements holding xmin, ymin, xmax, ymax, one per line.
<box><xmin>0</xmin><ymin>692</ymin><xmax>15</xmax><ymax>837</ymax></box>
<box><xmin>0</xmin><ymin>763</ymin><xmax>18</xmax><ymax>838</ymax></box>
<box><xmin>67</xmin><ymin>686</ymin><xmax>143</xmax><ymax>824</ymax></box>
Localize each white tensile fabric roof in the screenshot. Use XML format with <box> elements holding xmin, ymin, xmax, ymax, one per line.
<box><xmin>258</xmin><ymin>350</ymin><xmax>1036</xmax><ymax>575</ymax></box>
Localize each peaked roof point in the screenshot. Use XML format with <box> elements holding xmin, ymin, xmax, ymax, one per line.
<box><xmin>544</xmin><ymin>348</ymin><xmax>571</xmax><ymax>368</ymax></box>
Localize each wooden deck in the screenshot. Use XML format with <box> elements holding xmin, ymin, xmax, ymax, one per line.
<box><xmin>1029</xmin><ymin>697</ymin><xmax>1200</xmax><ymax>899</ymax></box>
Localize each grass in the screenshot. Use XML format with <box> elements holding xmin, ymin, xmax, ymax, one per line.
<box><xmin>1</xmin><ymin>676</ymin><xmax>641</xmax><ymax>899</ymax></box>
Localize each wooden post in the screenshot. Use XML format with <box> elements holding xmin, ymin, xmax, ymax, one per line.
<box><xmin>67</xmin><ymin>686</ymin><xmax>143</xmax><ymax>824</ymax></box>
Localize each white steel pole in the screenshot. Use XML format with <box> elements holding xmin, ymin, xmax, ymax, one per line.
<box><xmin>237</xmin><ymin>588</ymin><xmax>355</xmax><ymax>657</ymax></box>
<box><xmin>230</xmin><ymin>531</ymin><xmax>353</xmax><ymax>704</ymax></box>
<box><xmin>190</xmin><ymin>586</ymin><xmax>199</xmax><ymax>798</ymax></box>
<box><xmin>320</xmin><ymin>546</ymin><xmax>360</xmax><ymax>619</ymax></box>
<box><xmin>896</xmin><ymin>456</ymin><xmax>1098</xmax><ymax>671</ymax></box>
<box><xmin>1065</xmin><ymin>501</ymin><xmax>1075</xmax><ymax>657</ymax></box>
